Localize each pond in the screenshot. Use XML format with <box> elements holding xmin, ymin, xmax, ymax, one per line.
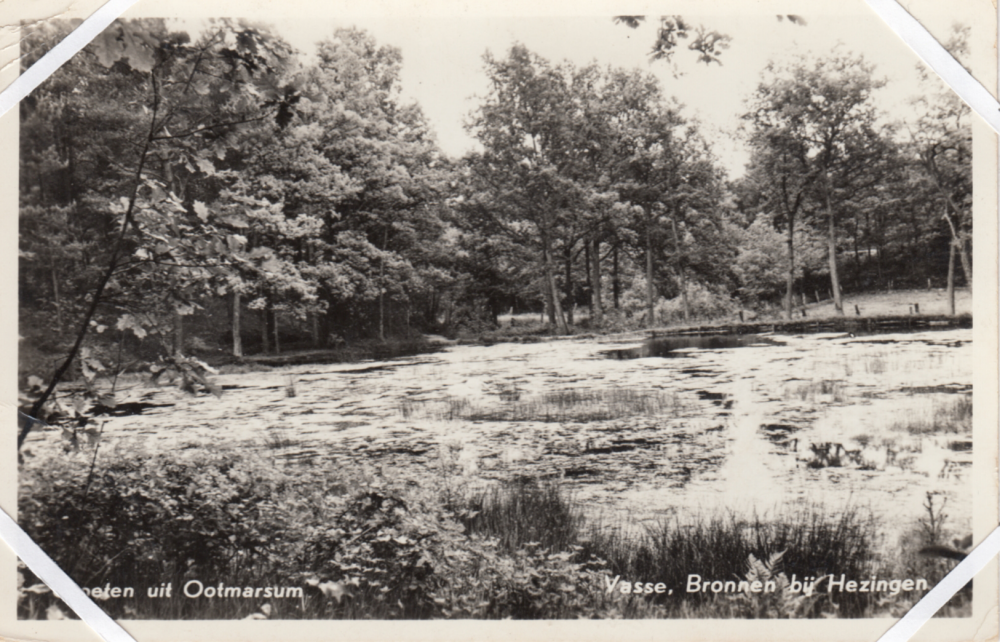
<box><xmin>23</xmin><ymin>328</ymin><xmax>973</xmax><ymax>545</ymax></box>
<box><xmin>601</xmin><ymin>333</ymin><xmax>785</xmax><ymax>359</ymax></box>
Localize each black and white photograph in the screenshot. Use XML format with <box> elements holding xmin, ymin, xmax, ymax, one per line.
<box><xmin>3</xmin><ymin>0</ymin><xmax>998</xmax><ymax>639</ymax></box>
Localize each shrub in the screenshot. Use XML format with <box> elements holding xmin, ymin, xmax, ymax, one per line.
<box><xmin>598</xmin><ymin>308</ymin><xmax>645</xmax><ymax>333</ymax></box>
<box><xmin>298</xmin><ymin>487</ymin><xmax>463</xmax><ymax>618</ymax></box>
<box><xmin>19</xmin><ymin>447</ymin><xmax>293</xmax><ymax>596</ymax></box>
<box><xmin>728</xmin><ymin>551</ymin><xmax>823</xmax><ymax>618</ymax></box>
<box><xmin>19</xmin><ymin>446</ymin><xmax>620</xmax><ymax>620</ymax></box>
<box><xmin>884</xmin><ymin>492</ymin><xmax>972</xmax><ymax>618</ymax></box>
<box><xmin>17</xmin><ymin>444</ymin><xmax>919</xmax><ymax>620</ymax></box>
<box><xmin>429</xmin><ymin>540</ymin><xmax>619</xmax><ymax>619</ymax></box>
<box><xmin>655</xmin><ymin>282</ymin><xmax>740</xmax><ymax>326</ymax></box>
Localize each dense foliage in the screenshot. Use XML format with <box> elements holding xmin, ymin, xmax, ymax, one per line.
<box><xmin>17</xmin><ymin>446</ymin><xmax>619</xmax><ymax>619</ymax></box>
<box><xmin>15</xmin><ymin>18</ymin><xmax>975</xmax><ymax>623</ymax></box>
<box><xmin>18</xmin><ymin>443</ymin><xmax>966</xmax><ymax>619</ymax></box>
<box><xmin>18</xmin><ymin>19</ymin><xmax>972</xmax><ymax>445</ymax></box>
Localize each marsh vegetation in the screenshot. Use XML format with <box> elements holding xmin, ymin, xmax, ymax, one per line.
<box><xmin>18</xmin><ymin>327</ymin><xmax>973</xmax><ymax>619</ymax></box>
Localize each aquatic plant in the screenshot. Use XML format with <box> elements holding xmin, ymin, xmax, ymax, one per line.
<box><xmin>891</xmin><ymin>394</ymin><xmax>972</xmax><ymax>435</ymax></box>
<box><xmin>413</xmin><ymin>388</ymin><xmax>686</xmax><ymax>423</ymax></box>
<box><xmin>785</xmin><ymin>379</ymin><xmax>846</xmax><ymax>403</ymax></box>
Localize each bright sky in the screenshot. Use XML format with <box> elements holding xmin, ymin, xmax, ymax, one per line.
<box><xmin>234</xmin><ymin>12</ymin><xmax>961</xmax><ymax>179</ymax></box>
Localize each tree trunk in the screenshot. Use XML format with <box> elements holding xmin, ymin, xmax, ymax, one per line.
<box><xmin>261</xmin><ymin>308</ymin><xmax>270</xmax><ymax>354</ymax></box>
<box><xmin>876</xmin><ymin>238</ymin><xmax>885</xmax><ymax>288</ymax></box>
<box><xmin>784</xmin><ymin>218</ymin><xmax>796</xmax><ymax>321</ymax></box>
<box><xmin>543</xmin><ymin>276</ymin><xmax>556</xmax><ymax>325</ymax></box>
<box><xmin>947</xmin><ymin>240</ymin><xmax>956</xmax><ymax>315</ymax></box>
<box><xmin>310</xmin><ymin>311</ymin><xmax>320</xmax><ymax>348</ymax></box>
<box><xmin>645</xmin><ymin>220</ymin><xmax>656</xmax><ymax>327</ymax></box>
<box><xmin>670</xmin><ymin>217</ymin><xmax>689</xmax><ymax>323</ymax></box>
<box><xmin>273</xmin><ymin>311</ymin><xmax>280</xmax><ymax>355</ymax></box>
<box><xmin>428</xmin><ymin>289</ymin><xmax>439</xmax><ymax>327</ymax></box>
<box><xmin>231</xmin><ymin>292</ymin><xmax>243</xmax><ymax>357</ymax></box>
<box><xmin>928</xmin><ymin>154</ymin><xmax>972</xmax><ymax>294</ymax></box>
<box><xmin>851</xmin><ymin>213</ymin><xmax>861</xmax><ymax>289</ymax></box>
<box><xmin>378</xmin><ymin>267</ymin><xmax>385</xmax><ymax>342</ymax></box>
<box><xmin>590</xmin><ymin>238</ymin><xmax>603</xmax><ymax>327</ymax></box>
<box><xmin>679</xmin><ymin>272</ymin><xmax>690</xmax><ymax>323</ymax></box>
<box><xmin>174</xmin><ymin>309</ymin><xmax>184</xmax><ymax>355</ymax></box>
<box><xmin>564</xmin><ymin>244</ymin><xmax>574</xmax><ymax>326</ymax></box>
<box><xmin>612</xmin><ymin>242</ymin><xmax>620</xmax><ymax>309</ymax></box>
<box><xmin>825</xmin><ymin>178</ymin><xmax>844</xmax><ymax>315</ymax></box>
<box><xmin>379</xmin><ymin>228</ymin><xmax>388</xmax><ymax>341</ymax></box>
<box><xmin>50</xmin><ymin>268</ymin><xmax>64</xmax><ymax>327</ymax></box>
<box><xmin>543</xmin><ymin>237</ymin><xmax>569</xmax><ymax>335</ymax></box>
<box><xmin>941</xmin><ymin>207</ymin><xmax>972</xmax><ymax>296</ymax></box>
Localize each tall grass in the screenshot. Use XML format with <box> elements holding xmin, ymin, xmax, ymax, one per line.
<box><xmin>785</xmin><ymin>380</ymin><xmax>846</xmax><ymax>403</ymax></box>
<box><xmin>580</xmin><ymin>504</ymin><xmax>880</xmax><ymax>617</ymax></box>
<box><xmin>891</xmin><ymin>394</ymin><xmax>972</xmax><ymax>435</ymax></box>
<box><xmin>459</xmin><ymin>478</ymin><xmax>585</xmax><ymax>552</ymax></box>
<box><xmin>885</xmin><ymin>492</ymin><xmax>972</xmax><ymax>617</ymax></box>
<box><xmin>457</xmin><ymin>478</ymin><xmax>886</xmax><ymax>618</ymax></box>
<box><xmin>401</xmin><ymin>387</ymin><xmax>684</xmax><ymax>423</ymax></box>
<box><xmin>863</xmin><ymin>353</ymin><xmax>887</xmax><ymax>375</ymax></box>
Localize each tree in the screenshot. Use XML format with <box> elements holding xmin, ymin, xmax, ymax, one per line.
<box><xmin>614</xmin><ymin>15</ymin><xmax>805</xmax><ymax>70</ymax></box>
<box><xmin>449</xmin><ymin>188</ymin><xmax>533</xmax><ymax>328</ymax></box>
<box><xmin>907</xmin><ymin>26</ymin><xmax>972</xmax><ymax>304</ymax></box>
<box><xmin>556</xmin><ymin>64</ymin><xmax>654</xmax><ymax>328</ymax></box>
<box><xmin>743</xmin><ymin>52</ymin><xmax>891</xmax><ymax>316</ymax></box>
<box><xmin>465</xmin><ymin>45</ymin><xmax>587</xmax><ymax>334</ymax></box>
<box><xmin>732</xmin><ymin>213</ymin><xmax>825</xmax><ymax>305</ymax></box>
<box><xmin>301</xmin><ymin>28</ymin><xmax>451</xmax><ymax>341</ymax></box>
<box><xmin>18</xmin><ymin>18</ymin><xmax>300</xmax><ymax>449</ymax></box>
<box><xmin>466</xmin><ymin>45</ymin><xmax>729</xmax><ymax>331</ymax></box>
<box><xmin>599</xmin><ymin>71</ymin><xmax>713</xmax><ymax>327</ymax></box>
<box><xmin>650</xmin><ymin>131</ymin><xmax>730</xmax><ymax>323</ymax></box>
<box><xmin>741</xmin><ymin>121</ymin><xmax>817</xmax><ymax>318</ymax></box>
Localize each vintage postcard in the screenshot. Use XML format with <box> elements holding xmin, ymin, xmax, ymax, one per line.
<box><xmin>1</xmin><ymin>0</ymin><xmax>997</xmax><ymax>640</ymax></box>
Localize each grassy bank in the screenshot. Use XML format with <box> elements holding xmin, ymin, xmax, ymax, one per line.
<box><xmin>18</xmin><ymin>443</ymin><xmax>970</xmax><ymax>620</ymax></box>
<box><xmin>18</xmin><ymin>330</ymin><xmax>442</xmax><ymax>389</ymax></box>
<box><xmin>20</xmin><ymin>289</ymin><xmax>969</xmax><ymax>393</ymax></box>
<box><xmin>485</xmin><ymin>288</ymin><xmax>972</xmax><ymax>342</ymax></box>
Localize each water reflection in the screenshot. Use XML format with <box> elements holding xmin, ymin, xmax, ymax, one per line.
<box><xmin>603</xmin><ymin>334</ymin><xmax>785</xmax><ymax>359</ymax></box>
<box><xmin>34</xmin><ymin>328</ymin><xmax>970</xmax><ymax>539</ymax></box>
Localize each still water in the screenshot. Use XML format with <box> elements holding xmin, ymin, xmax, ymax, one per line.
<box><xmin>602</xmin><ymin>334</ymin><xmax>785</xmax><ymax>359</ymax></box>
<box><xmin>25</xmin><ymin>329</ymin><xmax>973</xmax><ymax>541</ymax></box>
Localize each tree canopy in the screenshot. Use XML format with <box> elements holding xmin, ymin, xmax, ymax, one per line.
<box><xmin>18</xmin><ymin>19</ymin><xmax>973</xmax><ymax>450</ymax></box>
